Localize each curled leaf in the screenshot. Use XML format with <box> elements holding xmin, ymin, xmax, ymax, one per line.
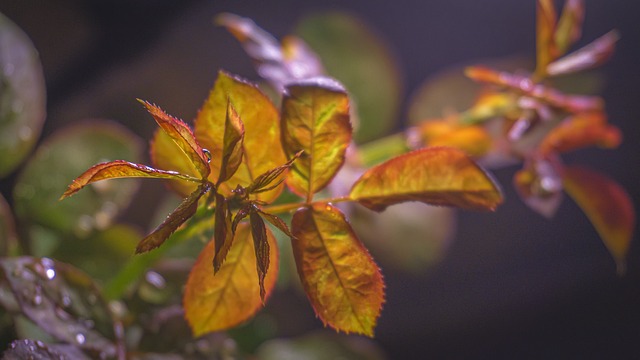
<box><xmin>563</xmin><ymin>166</ymin><xmax>635</xmax><ymax>274</ymax></box>
<box><xmin>218</xmin><ymin>100</ymin><xmax>245</xmax><ymax>185</ymax></box>
<box><xmin>183</xmin><ymin>223</ymin><xmax>279</xmax><ymax>336</ymax></box>
<box><xmin>291</xmin><ymin>204</ymin><xmax>384</xmax><ymax>337</ymax></box>
<box><xmin>139</xmin><ymin>100</ymin><xmax>210</xmax><ymax>178</ymax></box>
<box><xmin>249</xmin><ymin>210</ymin><xmax>270</xmax><ymax>302</ymax></box>
<box><xmin>547</xmin><ymin>30</ymin><xmax>619</xmax><ymax>77</ymax></box>
<box><xmin>135</xmin><ymin>183</ymin><xmax>210</xmax><ymax>253</ymax></box>
<box><xmin>539</xmin><ymin>112</ymin><xmax>621</xmax><ymax>156</ymax></box>
<box><xmin>350</xmin><ymin>147</ymin><xmax>503</xmax><ymax>212</ymax></box>
<box><xmin>61</xmin><ymin>160</ymin><xmax>198</xmax><ymax>200</ymax></box>
<box><xmin>281</xmin><ymin>78</ymin><xmax>351</xmax><ymax>200</ymax></box>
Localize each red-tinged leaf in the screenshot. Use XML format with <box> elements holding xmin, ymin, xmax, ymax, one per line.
<box><xmin>151</xmin><ymin>129</ymin><xmax>200</xmax><ymax>196</ymax></box>
<box><xmin>257</xmin><ymin>208</ymin><xmax>295</xmax><ymax>239</ymax></box>
<box><xmin>465</xmin><ymin>66</ymin><xmax>603</xmax><ymax>113</ymax></box>
<box><xmin>249</xmin><ymin>210</ymin><xmax>270</xmax><ymax>301</ymax></box>
<box><xmin>539</xmin><ymin>112</ymin><xmax>621</xmax><ymax>155</ymax></box>
<box><xmin>218</xmin><ymin>100</ymin><xmax>245</xmax><ymax>185</ymax></box>
<box><xmin>247</xmin><ymin>150</ymin><xmax>303</xmax><ymax>195</ymax></box>
<box><xmin>61</xmin><ymin>160</ymin><xmax>199</xmax><ymax>199</ymax></box>
<box><xmin>554</xmin><ymin>0</ymin><xmax>584</xmax><ymax>56</ymax></box>
<box><xmin>563</xmin><ymin>166</ymin><xmax>635</xmax><ymax>274</ymax></box>
<box><xmin>513</xmin><ymin>157</ymin><xmax>563</xmax><ymax>219</ymax></box>
<box><xmin>136</xmin><ymin>183</ymin><xmax>210</xmax><ymax>253</ymax></box>
<box><xmin>139</xmin><ymin>100</ymin><xmax>210</xmax><ymax>178</ymax></box>
<box><xmin>194</xmin><ymin>71</ymin><xmax>286</xmax><ymax>202</ymax></box>
<box><xmin>350</xmin><ymin>147</ymin><xmax>503</xmax><ymax>212</ymax></box>
<box><xmin>213</xmin><ymin>193</ymin><xmax>234</xmax><ymax>272</ymax></box>
<box><xmin>535</xmin><ymin>0</ymin><xmax>558</xmax><ymax>77</ymax></box>
<box><xmin>547</xmin><ymin>31</ymin><xmax>619</xmax><ymax>77</ymax></box>
<box><xmin>291</xmin><ymin>203</ymin><xmax>384</xmax><ymax>337</ymax></box>
<box><xmin>232</xmin><ymin>207</ymin><xmax>250</xmax><ymax>235</ymax></box>
<box><xmin>183</xmin><ymin>223</ymin><xmax>279</xmax><ymax>336</ymax></box>
<box><xmin>281</xmin><ymin>78</ymin><xmax>351</xmax><ymax>200</ymax></box>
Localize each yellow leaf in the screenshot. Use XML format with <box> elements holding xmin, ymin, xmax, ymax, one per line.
<box><xmin>563</xmin><ymin>166</ymin><xmax>635</xmax><ymax>275</ymax></box>
<box><xmin>416</xmin><ymin>120</ymin><xmax>492</xmax><ymax>158</ymax></box>
<box><xmin>194</xmin><ymin>71</ymin><xmax>286</xmax><ymax>202</ymax></box>
<box><xmin>183</xmin><ymin>223</ymin><xmax>279</xmax><ymax>336</ymax></box>
<box><xmin>281</xmin><ymin>78</ymin><xmax>351</xmax><ymax>200</ymax></box>
<box><xmin>291</xmin><ymin>203</ymin><xmax>384</xmax><ymax>337</ymax></box>
<box><xmin>151</xmin><ymin>129</ymin><xmax>200</xmax><ymax>197</ymax></box>
<box><xmin>350</xmin><ymin>147</ymin><xmax>503</xmax><ymax>211</ymax></box>
<box><xmin>535</xmin><ymin>0</ymin><xmax>558</xmax><ymax>77</ymax></box>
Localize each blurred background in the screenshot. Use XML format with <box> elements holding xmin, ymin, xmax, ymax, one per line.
<box><xmin>1</xmin><ymin>0</ymin><xmax>639</xmax><ymax>358</ymax></box>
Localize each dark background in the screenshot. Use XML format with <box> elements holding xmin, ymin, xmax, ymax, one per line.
<box><xmin>1</xmin><ymin>0</ymin><xmax>639</xmax><ymax>358</ymax></box>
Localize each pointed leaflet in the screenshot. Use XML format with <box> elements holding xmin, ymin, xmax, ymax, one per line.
<box><xmin>136</xmin><ymin>183</ymin><xmax>210</xmax><ymax>253</ymax></box>
<box><xmin>139</xmin><ymin>100</ymin><xmax>210</xmax><ymax>178</ymax></box>
<box><xmin>538</xmin><ymin>112</ymin><xmax>621</xmax><ymax>156</ymax></box>
<box><xmin>249</xmin><ymin>210</ymin><xmax>270</xmax><ymax>302</ymax></box>
<box><xmin>350</xmin><ymin>147</ymin><xmax>503</xmax><ymax>212</ymax></box>
<box><xmin>547</xmin><ymin>31</ymin><xmax>619</xmax><ymax>77</ymax></box>
<box><xmin>554</xmin><ymin>0</ymin><xmax>584</xmax><ymax>57</ymax></box>
<box><xmin>194</xmin><ymin>71</ymin><xmax>286</xmax><ymax>202</ymax></box>
<box><xmin>183</xmin><ymin>223</ymin><xmax>279</xmax><ymax>336</ymax></box>
<box><xmin>258</xmin><ymin>209</ymin><xmax>295</xmax><ymax>239</ymax></box>
<box><xmin>61</xmin><ymin>160</ymin><xmax>199</xmax><ymax>199</ymax></box>
<box><xmin>151</xmin><ymin>129</ymin><xmax>200</xmax><ymax>197</ymax></box>
<box><xmin>213</xmin><ymin>193</ymin><xmax>234</xmax><ymax>272</ymax></box>
<box><xmin>291</xmin><ymin>203</ymin><xmax>384</xmax><ymax>337</ymax></box>
<box><xmin>218</xmin><ymin>100</ymin><xmax>245</xmax><ymax>185</ymax></box>
<box><xmin>535</xmin><ymin>0</ymin><xmax>558</xmax><ymax>77</ymax></box>
<box><xmin>246</xmin><ymin>150</ymin><xmax>303</xmax><ymax>195</ymax></box>
<box><xmin>562</xmin><ymin>166</ymin><xmax>635</xmax><ymax>274</ymax></box>
<box><xmin>281</xmin><ymin>78</ymin><xmax>351</xmax><ymax>200</ymax></box>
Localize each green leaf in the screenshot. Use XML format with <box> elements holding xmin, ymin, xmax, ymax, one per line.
<box><xmin>291</xmin><ymin>203</ymin><xmax>384</xmax><ymax>337</ymax></box>
<box><xmin>296</xmin><ymin>12</ymin><xmax>402</xmax><ymax>143</ymax></box>
<box><xmin>281</xmin><ymin>78</ymin><xmax>351</xmax><ymax>200</ymax></box>
<box><xmin>14</xmin><ymin>121</ymin><xmax>142</xmax><ymax>237</ymax></box>
<box><xmin>350</xmin><ymin>147</ymin><xmax>503</xmax><ymax>211</ymax></box>
<box><xmin>562</xmin><ymin>166</ymin><xmax>635</xmax><ymax>274</ymax></box>
<box><xmin>0</xmin><ymin>13</ymin><xmax>46</xmax><ymax>177</ymax></box>
<box><xmin>135</xmin><ymin>183</ymin><xmax>210</xmax><ymax>253</ymax></box>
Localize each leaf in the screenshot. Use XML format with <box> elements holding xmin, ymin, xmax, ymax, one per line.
<box><xmin>135</xmin><ymin>183</ymin><xmax>210</xmax><ymax>253</ymax></box>
<box><xmin>547</xmin><ymin>30</ymin><xmax>619</xmax><ymax>77</ymax></box>
<box><xmin>562</xmin><ymin>166</ymin><xmax>635</xmax><ymax>275</ymax></box>
<box><xmin>296</xmin><ymin>12</ymin><xmax>402</xmax><ymax>143</ymax></box>
<box><xmin>535</xmin><ymin>0</ymin><xmax>558</xmax><ymax>77</ymax></box>
<box><xmin>554</xmin><ymin>0</ymin><xmax>584</xmax><ymax>56</ymax></box>
<box><xmin>150</xmin><ymin>128</ymin><xmax>201</xmax><ymax>197</ymax></box>
<box><xmin>183</xmin><ymin>223</ymin><xmax>279</xmax><ymax>336</ymax></box>
<box><xmin>139</xmin><ymin>100</ymin><xmax>210</xmax><ymax>178</ymax></box>
<box><xmin>0</xmin><ymin>257</ymin><xmax>118</xmax><ymax>356</ymax></box>
<box><xmin>413</xmin><ymin>120</ymin><xmax>493</xmax><ymax>158</ymax></box>
<box><xmin>14</xmin><ymin>121</ymin><xmax>142</xmax><ymax>237</ymax></box>
<box><xmin>258</xmin><ymin>209</ymin><xmax>295</xmax><ymax>239</ymax></box>
<box><xmin>538</xmin><ymin>112</ymin><xmax>621</xmax><ymax>156</ymax></box>
<box><xmin>291</xmin><ymin>203</ymin><xmax>384</xmax><ymax>337</ymax></box>
<box><xmin>350</xmin><ymin>147</ymin><xmax>503</xmax><ymax>212</ymax></box>
<box><xmin>194</xmin><ymin>71</ymin><xmax>286</xmax><ymax>202</ymax></box>
<box><xmin>61</xmin><ymin>160</ymin><xmax>198</xmax><ymax>199</ymax></box>
<box><xmin>246</xmin><ymin>150</ymin><xmax>303</xmax><ymax>195</ymax></box>
<box><xmin>0</xmin><ymin>13</ymin><xmax>46</xmax><ymax>177</ymax></box>
<box><xmin>281</xmin><ymin>78</ymin><xmax>351</xmax><ymax>200</ymax></box>
<box><xmin>249</xmin><ymin>210</ymin><xmax>270</xmax><ymax>302</ymax></box>
<box><xmin>216</xmin><ymin>13</ymin><xmax>324</xmax><ymax>92</ymax></box>
<box><xmin>213</xmin><ymin>193</ymin><xmax>234</xmax><ymax>272</ymax></box>
<box><xmin>218</xmin><ymin>100</ymin><xmax>245</xmax><ymax>184</ymax></box>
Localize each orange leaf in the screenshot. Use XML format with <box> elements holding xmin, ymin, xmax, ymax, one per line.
<box><xmin>183</xmin><ymin>223</ymin><xmax>279</xmax><ymax>336</ymax></box>
<box><xmin>60</xmin><ymin>160</ymin><xmax>199</xmax><ymax>199</ymax></box>
<box><xmin>547</xmin><ymin>30</ymin><xmax>619</xmax><ymax>77</ymax></box>
<box><xmin>539</xmin><ymin>112</ymin><xmax>621</xmax><ymax>156</ymax></box>
<box><xmin>535</xmin><ymin>0</ymin><xmax>558</xmax><ymax>77</ymax></box>
<box><xmin>281</xmin><ymin>78</ymin><xmax>351</xmax><ymax>200</ymax></box>
<box><xmin>350</xmin><ymin>147</ymin><xmax>503</xmax><ymax>212</ymax></box>
<box><xmin>218</xmin><ymin>100</ymin><xmax>245</xmax><ymax>185</ymax></box>
<box><xmin>194</xmin><ymin>71</ymin><xmax>286</xmax><ymax>202</ymax></box>
<box><xmin>563</xmin><ymin>166</ymin><xmax>635</xmax><ymax>274</ymax></box>
<box><xmin>554</xmin><ymin>0</ymin><xmax>584</xmax><ymax>57</ymax></box>
<box><xmin>150</xmin><ymin>129</ymin><xmax>200</xmax><ymax>197</ymax></box>
<box><xmin>291</xmin><ymin>203</ymin><xmax>384</xmax><ymax>337</ymax></box>
<box><xmin>136</xmin><ymin>183</ymin><xmax>210</xmax><ymax>253</ymax></box>
<box><xmin>416</xmin><ymin>121</ymin><xmax>493</xmax><ymax>158</ymax></box>
<box><xmin>139</xmin><ymin>100</ymin><xmax>210</xmax><ymax>179</ymax></box>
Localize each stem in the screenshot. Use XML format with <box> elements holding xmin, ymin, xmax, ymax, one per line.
<box><xmin>262</xmin><ymin>196</ymin><xmax>352</xmax><ymax>214</ymax></box>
